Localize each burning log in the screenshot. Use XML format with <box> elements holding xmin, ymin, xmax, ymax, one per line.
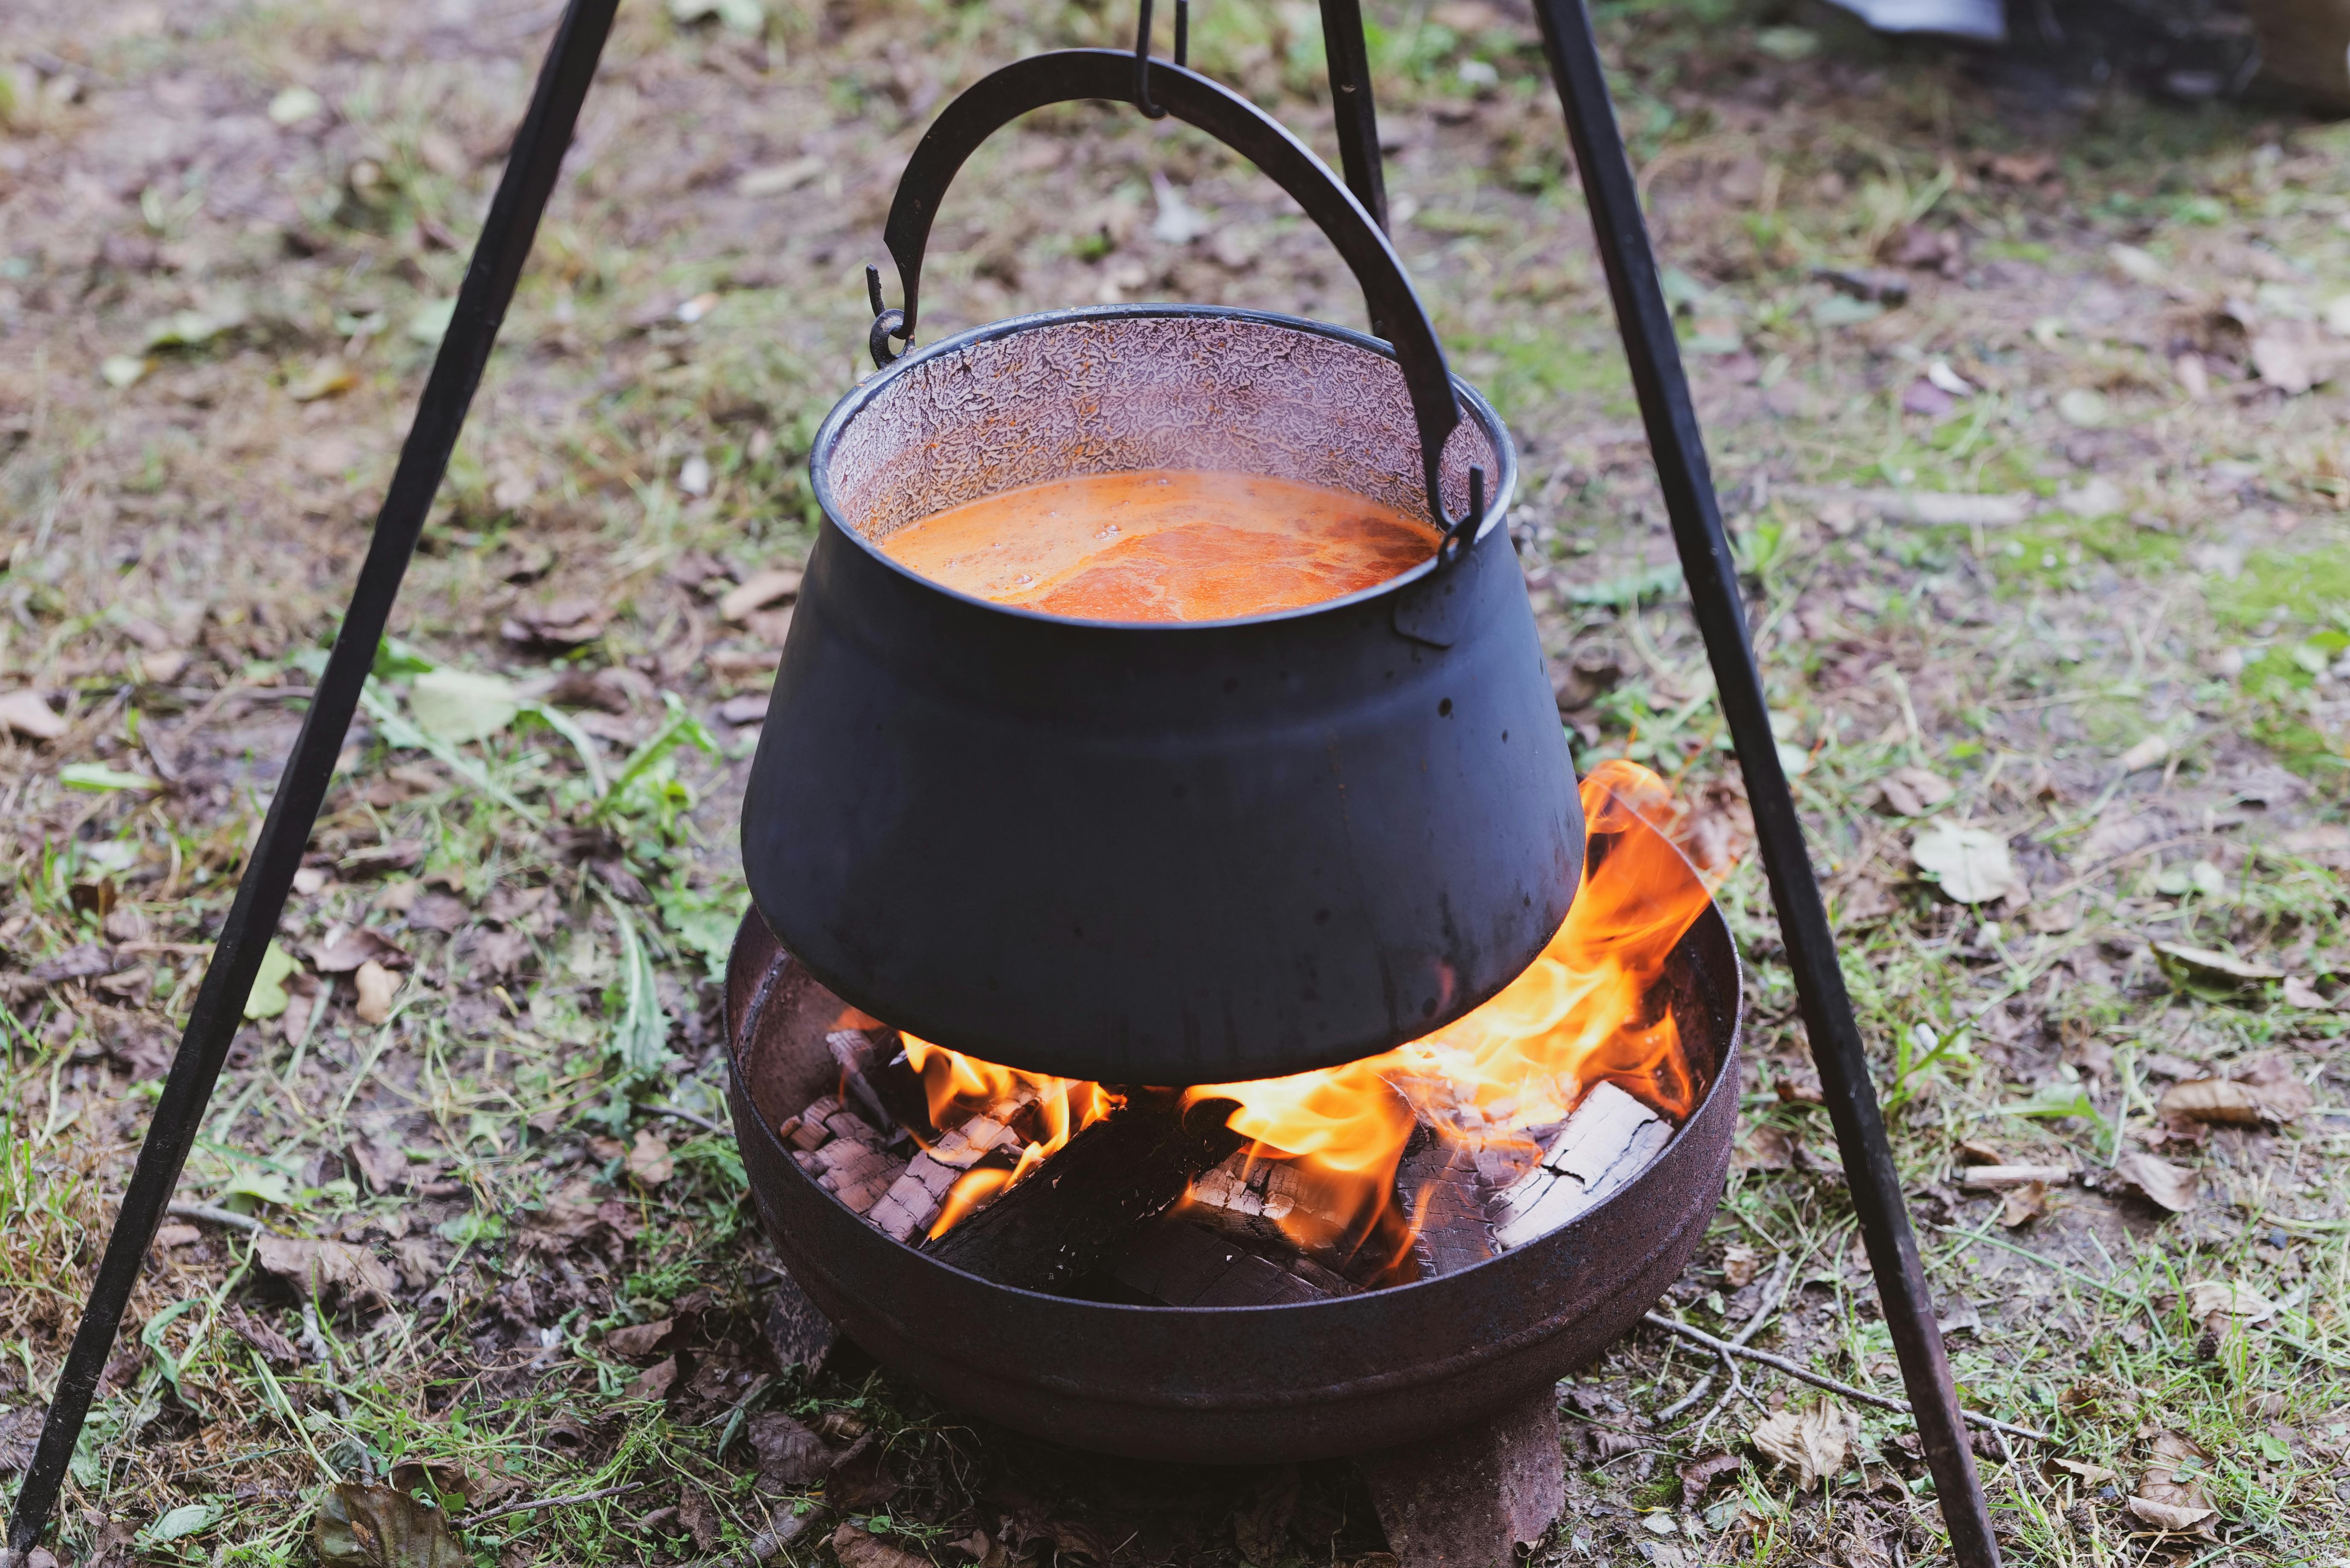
<box><xmin>864</xmin><ymin>1099</ymin><xmax>1035</xmax><ymax>1242</ymax></box>
<box><xmin>1490</xmin><ymin>1082</ymin><xmax>1669</xmax><ymax>1251</ymax></box>
<box><xmin>920</xmin><ymin>1092</ymin><xmax>1245</xmax><ymax>1290</ymax></box>
<box><xmin>784</xmin><ymin>1096</ymin><xmax>907</xmax><ymax>1216</ymax></box>
<box><xmin>1111</xmin><ymin>1217</ymin><xmax>1352</xmax><ymax>1306</ymax></box>
<box><xmin>1398</xmin><ymin>1137</ymin><xmax>1498</xmax><ymax>1278</ymax></box>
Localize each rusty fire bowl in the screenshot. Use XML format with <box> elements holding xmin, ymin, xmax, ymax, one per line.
<box><xmin>724</xmin><ymin>879</ymin><xmax>1740</xmax><ymax>1465</ymax></box>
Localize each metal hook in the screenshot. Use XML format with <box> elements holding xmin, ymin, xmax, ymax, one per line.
<box><xmin>865</xmin><ymin>262</ymin><xmax>911</xmax><ymax>369</ymax></box>
<box><xmin>1134</xmin><ymin>0</ymin><xmax>1188</xmax><ymax>119</ymax></box>
<box><xmin>1438</xmin><ymin>463</ymin><xmax>1485</xmax><ymax>567</ymax></box>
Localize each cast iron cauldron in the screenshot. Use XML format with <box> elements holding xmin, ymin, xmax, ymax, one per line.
<box><xmin>744</xmin><ymin>49</ymin><xmax>1580</xmax><ymax>1085</ymax></box>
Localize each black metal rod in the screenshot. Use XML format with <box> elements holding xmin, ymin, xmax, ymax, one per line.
<box><xmin>1317</xmin><ymin>0</ymin><xmax>1389</xmax><ymax>232</ymax></box>
<box><xmin>1</xmin><ymin>0</ymin><xmax>620</xmax><ymax>1554</ymax></box>
<box><xmin>1521</xmin><ymin>2</ymin><xmax>2001</xmax><ymax>1563</ymax></box>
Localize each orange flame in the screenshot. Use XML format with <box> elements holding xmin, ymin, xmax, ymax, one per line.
<box><xmin>1180</xmin><ymin>760</ymin><xmax>1721</xmax><ymax>1277</ymax></box>
<box><xmin>900</xmin><ymin>1036</ymin><xmax>1120</xmax><ymax>1237</ymax></box>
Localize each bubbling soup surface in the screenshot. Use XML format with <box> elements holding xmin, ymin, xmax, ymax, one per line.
<box><xmin>874</xmin><ymin>469</ymin><xmax>1440</xmax><ymax>622</ymax></box>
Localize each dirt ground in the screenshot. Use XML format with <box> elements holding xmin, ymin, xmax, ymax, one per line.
<box><xmin>3</xmin><ymin>0</ymin><xmax>2349</xmax><ymax>1563</ymax></box>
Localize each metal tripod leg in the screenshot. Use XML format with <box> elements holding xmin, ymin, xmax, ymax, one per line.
<box><xmin>0</xmin><ymin>0</ymin><xmax>622</xmax><ymax>1555</ymax></box>
<box><xmin>1313</xmin><ymin>3</ymin><xmax>2002</xmax><ymax>1563</ymax></box>
<box><xmin>1525</xmin><ymin>3</ymin><xmax>2001</xmax><ymax>1560</ymax></box>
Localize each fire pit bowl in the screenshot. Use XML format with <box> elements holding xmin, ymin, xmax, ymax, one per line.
<box><xmin>724</xmin><ymin>862</ymin><xmax>1740</xmax><ymax>1465</ymax></box>
<box><xmin>743</xmin><ymin>52</ymin><xmax>1582</xmax><ymax>1087</ymax></box>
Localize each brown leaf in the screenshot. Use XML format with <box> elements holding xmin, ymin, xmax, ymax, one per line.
<box><xmin>2124</xmin><ymin>1496</ymin><xmax>2217</xmax><ymax>1534</ymax></box>
<box><xmin>625</xmin><ymin>1353</ymin><xmax>683</xmax><ymax>1403</ymax></box>
<box><xmin>1677</xmin><ymin>1449</ymin><xmax>1743</xmax><ymax>1501</ymax></box>
<box><xmin>253</xmin><ymin>1236</ymin><xmax>397</xmax><ymax>1305</ymax></box>
<box><xmin>310</xmin><ymin>929</ymin><xmax>409</xmax><ymax>973</ymax></box>
<box><xmin>2159</xmin><ymin>1070</ymin><xmax>2305</xmax><ymax>1127</ymax></box>
<box><xmin>2112</xmin><ymin>1152</ymin><xmax>2198</xmax><ymax>1213</ymax></box>
<box><xmin>1233</xmin><ymin>1467</ymin><xmax>1299</xmax><ymax>1566</ymax></box>
<box><xmin>340</xmin><ymin>840</ymin><xmax>425</xmax><ymax>878</ymax></box>
<box><xmin>1998</xmin><ymin>1181</ymin><xmax>2051</xmax><ymax>1228</ymax></box>
<box><xmin>1875</xmin><ymin>765</ymin><xmax>1956</xmax><ymax>817</ymax></box>
<box><xmin>354</xmin><ymin>960</ymin><xmax>401</xmax><ymax>1024</ymax></box>
<box><xmin>626</xmin><ymin>1128</ymin><xmax>674</xmax><ymax>1187</ymax></box>
<box><xmin>408</xmin><ymin>891</ymin><xmax>469</xmax><ymax>934</ymax></box>
<box><xmin>0</xmin><ymin>689</ymin><xmax>67</xmax><ymax>741</ymax></box>
<box><xmin>749</xmin><ymin>1412</ymin><xmax>836</xmax><ymax>1491</ymax></box>
<box><xmin>2184</xmin><ymin>1280</ymin><xmax>2275</xmax><ymax>1323</ymax></box>
<box><xmin>2231</xmin><ymin>1054</ymin><xmax>2314</xmax><ymax>1122</ymax></box>
<box><xmin>831</xmin><ymin>1524</ymin><xmax>929</xmax><ymax>1568</ymax></box>
<box><xmin>678</xmin><ymin>1488</ymin><xmax>726</xmax><ymax>1553</ymax></box>
<box><xmin>224</xmin><ymin>1305</ymin><xmax>301</xmax><ymax>1368</ymax></box>
<box><xmin>349</xmin><ymin>1137</ymin><xmax>410</xmax><ymax>1195</ymax></box>
<box><xmin>825</xmin><ymin>1432</ymin><xmax>900</xmax><ymax>1510</ymax></box>
<box><xmin>1750</xmin><ymin>1403</ymin><xmax>1857</xmax><ymax>1490</ymax></box>
<box><xmin>720</xmin><ymin>568</ymin><xmax>804</xmax><ymax>622</ymax></box>
<box><xmin>1721</xmin><ymin>1245</ymin><xmax>1762</xmax><ymax>1288</ymax></box>
<box><xmin>2153</xmin><ymin>941</ymin><xmax>2284</xmax><ymax>986</ymax></box>
<box><xmin>26</xmin><ymin>943</ymin><xmax>122</xmax><ymax>986</ymax></box>
<box><xmin>314</xmin><ymin>1482</ymin><xmax>468</xmax><ymax>1568</ymax></box>
<box><xmin>501</xmin><ymin>597</ymin><xmax>609</xmax><ymax>648</ymax></box>
<box><xmin>1736</xmin><ymin>1124</ymin><xmax>1793</xmax><ymax>1172</ymax></box>
<box><xmin>604</xmin><ymin>1318</ymin><xmax>674</xmax><ymax>1360</ymax></box>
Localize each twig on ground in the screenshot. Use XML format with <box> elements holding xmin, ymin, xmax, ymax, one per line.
<box><xmin>167</xmin><ymin>1201</ymin><xmax>264</xmax><ymax>1233</ymax></box>
<box><xmin>1641</xmin><ymin>1312</ymin><xmax>2053</xmax><ymax>1444</ymax></box>
<box><xmin>651</xmin><ymin>1102</ymin><xmax>729</xmax><ymax>1136</ymax></box>
<box><xmin>674</xmin><ymin>1504</ymin><xmax>822</xmax><ymax>1566</ymax></box>
<box><xmin>1656</xmin><ymin>1254</ymin><xmax>1794</xmax><ymax>1421</ymax></box>
<box><xmin>460</xmin><ymin>1480</ymin><xmax>657</xmax><ymax>1527</ymax></box>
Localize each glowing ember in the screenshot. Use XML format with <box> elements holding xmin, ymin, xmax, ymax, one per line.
<box><xmin>898</xmin><ymin>1036</ymin><xmax>1122</xmax><ymax>1237</ymax></box>
<box><xmin>1178</xmin><ymin>760</ymin><xmax>1720</xmax><ymax>1280</ymax></box>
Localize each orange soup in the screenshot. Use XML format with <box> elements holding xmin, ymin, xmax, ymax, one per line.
<box><xmin>875</xmin><ymin>469</ymin><xmax>1440</xmax><ymax>622</ymax></box>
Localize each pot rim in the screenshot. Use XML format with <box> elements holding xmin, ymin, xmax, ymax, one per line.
<box><xmin>806</xmin><ymin>301</ymin><xmax>1521</xmax><ymax>633</ymax></box>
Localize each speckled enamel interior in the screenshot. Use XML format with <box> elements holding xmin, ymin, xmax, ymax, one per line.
<box><xmin>822</xmin><ymin>312</ymin><xmax>1503</xmax><ymax>539</ymax></box>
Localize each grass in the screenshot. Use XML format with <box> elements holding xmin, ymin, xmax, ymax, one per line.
<box><xmin>3</xmin><ymin>0</ymin><xmax>2350</xmax><ymax>1563</ymax></box>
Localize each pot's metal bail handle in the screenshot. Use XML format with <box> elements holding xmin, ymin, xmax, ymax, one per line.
<box><xmin>863</xmin><ymin>47</ymin><xmax>1480</xmax><ymax>550</ymax></box>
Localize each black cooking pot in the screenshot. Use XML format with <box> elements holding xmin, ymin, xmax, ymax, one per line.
<box><xmin>744</xmin><ymin>48</ymin><xmax>1580</xmax><ymax>1085</ymax></box>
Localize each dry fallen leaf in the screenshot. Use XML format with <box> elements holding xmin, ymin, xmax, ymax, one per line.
<box><xmin>604</xmin><ymin>1317</ymin><xmax>673</xmax><ymax>1359</ymax></box>
<box><xmin>2049</xmin><ymin>1457</ymin><xmax>2118</xmax><ymax>1488</ymax></box>
<box><xmin>2118</xmin><ymin>733</ymin><xmax>2170</xmax><ymax>772</ymax></box>
<box><xmin>2160</xmin><ymin>1061</ymin><xmax>2308</xmax><ymax>1126</ymax></box>
<box><xmin>500</xmin><ymin>597</ymin><xmax>608</xmax><ymax>648</ymax></box>
<box><xmin>2112</xmin><ymin>1151</ymin><xmax>2198</xmax><ymax>1214</ymax></box>
<box><xmin>2128</xmin><ymin>1429</ymin><xmax>2219</xmax><ymax>1536</ymax></box>
<box><xmin>315</xmin><ymin>1482</ymin><xmax>467</xmax><ymax>1568</ymax></box>
<box><xmin>628</xmin><ymin>1128</ymin><xmax>674</xmax><ymax>1187</ymax></box>
<box><xmin>354</xmin><ymin>960</ymin><xmax>400</xmax><ymax>1024</ymax></box>
<box><xmin>1874</xmin><ymin>765</ymin><xmax>1954</xmax><ymax>817</ymax></box>
<box><xmin>1911</xmin><ymin>821</ymin><xmax>2026</xmax><ymax>905</ymax></box>
<box><xmin>2283</xmin><ymin>975</ymin><xmax>2335</xmax><ymax>1009</ymax></box>
<box><xmin>0</xmin><ymin>689</ymin><xmax>67</xmax><ymax>741</ymax></box>
<box><xmin>1721</xmin><ymin>1244</ymin><xmax>1762</xmax><ymax>1288</ymax></box>
<box><xmin>749</xmin><ymin>1412</ymin><xmax>837</xmax><ymax>1490</ymax></box>
<box><xmin>2153</xmin><ymin>941</ymin><xmax>2284</xmax><ymax>987</ymax></box>
<box><xmin>2184</xmin><ymin>1279</ymin><xmax>2276</xmax><ymax>1323</ymax></box>
<box><xmin>255</xmin><ymin>1235</ymin><xmax>397</xmax><ymax>1305</ymax></box>
<box><xmin>310</xmin><ymin>928</ymin><xmax>408</xmax><ymax>973</ymax></box>
<box><xmin>1999</xmin><ymin>1181</ymin><xmax>2051</xmax><ymax>1228</ymax></box>
<box><xmin>1749</xmin><ymin>1403</ymin><xmax>1856</xmax><ymax>1490</ymax></box>
<box><xmin>831</xmin><ymin>1523</ymin><xmax>930</xmax><ymax>1568</ymax></box>
<box><xmin>721</xmin><ymin>567</ymin><xmax>804</xmax><ymax>622</ymax></box>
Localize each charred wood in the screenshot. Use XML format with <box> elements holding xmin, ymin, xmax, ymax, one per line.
<box><xmin>1490</xmin><ymin>1082</ymin><xmax>1669</xmax><ymax>1250</ymax></box>
<box><xmin>920</xmin><ymin>1092</ymin><xmax>1244</xmax><ymax>1290</ymax></box>
<box><xmin>1112</xmin><ymin>1218</ymin><xmax>1335</xmax><ymax>1306</ymax></box>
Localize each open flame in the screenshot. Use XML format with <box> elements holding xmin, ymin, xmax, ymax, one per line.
<box><xmin>1178</xmin><ymin>759</ymin><xmax>1722</xmax><ymax>1279</ymax></box>
<box><xmin>898</xmin><ymin>1036</ymin><xmax>1122</xmax><ymax>1237</ymax></box>
<box><xmin>892</xmin><ymin>759</ymin><xmax>1722</xmax><ymax>1255</ymax></box>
